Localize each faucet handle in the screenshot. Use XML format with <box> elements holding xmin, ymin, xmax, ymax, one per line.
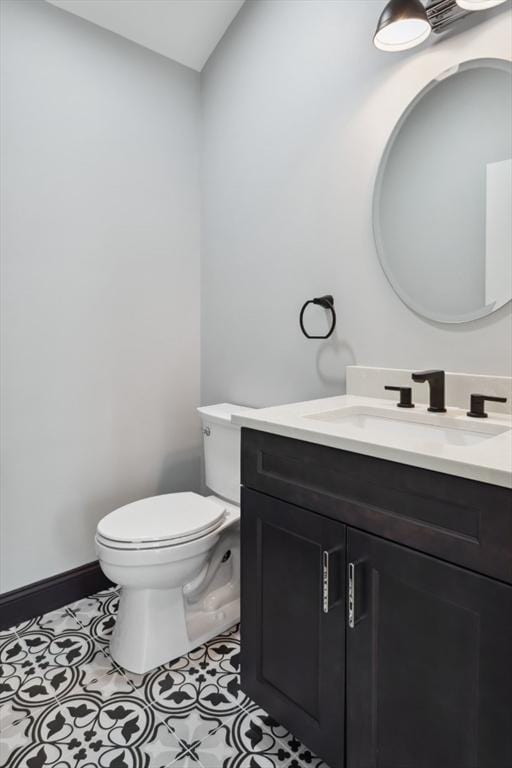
<box><xmin>384</xmin><ymin>386</ymin><xmax>414</xmax><ymax>409</ymax></box>
<box><xmin>467</xmin><ymin>394</ymin><xmax>507</xmax><ymax>419</ymax></box>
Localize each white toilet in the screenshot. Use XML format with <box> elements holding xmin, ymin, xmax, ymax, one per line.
<box><xmin>95</xmin><ymin>403</ymin><xmax>252</xmax><ymax>674</ymax></box>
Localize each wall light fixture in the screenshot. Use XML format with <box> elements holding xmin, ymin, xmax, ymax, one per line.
<box><xmin>374</xmin><ymin>0</ymin><xmax>509</xmax><ymax>52</ymax></box>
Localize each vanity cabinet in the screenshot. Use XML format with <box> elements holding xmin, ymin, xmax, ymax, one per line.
<box><xmin>241</xmin><ymin>488</ymin><xmax>346</xmax><ymax>768</ymax></box>
<box><xmin>240</xmin><ymin>428</ymin><xmax>512</xmax><ymax>768</ymax></box>
<box><xmin>346</xmin><ymin>528</ymin><xmax>512</xmax><ymax>768</ymax></box>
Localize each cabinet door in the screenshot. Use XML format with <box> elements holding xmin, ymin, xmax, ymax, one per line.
<box><xmin>346</xmin><ymin>528</ymin><xmax>512</xmax><ymax>768</ymax></box>
<box><xmin>241</xmin><ymin>488</ymin><xmax>345</xmax><ymax>768</ymax></box>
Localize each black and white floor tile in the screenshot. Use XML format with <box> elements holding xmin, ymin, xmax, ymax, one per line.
<box><xmin>0</xmin><ymin>588</ymin><xmax>328</xmax><ymax>768</ymax></box>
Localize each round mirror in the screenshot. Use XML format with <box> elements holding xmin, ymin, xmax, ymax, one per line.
<box><xmin>374</xmin><ymin>59</ymin><xmax>512</xmax><ymax>323</ymax></box>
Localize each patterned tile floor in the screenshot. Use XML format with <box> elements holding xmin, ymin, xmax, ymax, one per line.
<box><xmin>0</xmin><ymin>588</ymin><xmax>328</xmax><ymax>768</ymax></box>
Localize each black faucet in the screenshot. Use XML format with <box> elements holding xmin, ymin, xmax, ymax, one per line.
<box><xmin>411</xmin><ymin>370</ymin><xmax>446</xmax><ymax>413</ymax></box>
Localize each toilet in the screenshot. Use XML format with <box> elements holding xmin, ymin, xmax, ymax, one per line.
<box><xmin>95</xmin><ymin>403</ymin><xmax>252</xmax><ymax>674</ymax></box>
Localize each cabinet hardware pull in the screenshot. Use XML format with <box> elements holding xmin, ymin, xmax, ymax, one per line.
<box><xmin>322</xmin><ymin>550</ymin><xmax>330</xmax><ymax>613</ymax></box>
<box><xmin>348</xmin><ymin>562</ymin><xmax>355</xmax><ymax>628</ymax></box>
<box><xmin>322</xmin><ymin>547</ymin><xmax>343</xmax><ymax>613</ymax></box>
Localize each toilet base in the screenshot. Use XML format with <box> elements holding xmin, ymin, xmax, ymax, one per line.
<box><xmin>186</xmin><ymin>594</ymin><xmax>240</xmax><ymax>649</ymax></box>
<box><xmin>110</xmin><ymin>585</ymin><xmax>187</xmax><ymax>673</ymax></box>
<box><xmin>109</xmin><ymin>585</ymin><xmax>240</xmax><ymax>674</ymax></box>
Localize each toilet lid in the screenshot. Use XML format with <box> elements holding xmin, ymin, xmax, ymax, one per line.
<box><xmin>97</xmin><ymin>492</ymin><xmax>226</xmax><ymax>546</ymax></box>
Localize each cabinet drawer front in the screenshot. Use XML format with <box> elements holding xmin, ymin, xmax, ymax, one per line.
<box><xmin>241</xmin><ymin>428</ymin><xmax>512</xmax><ymax>584</ymax></box>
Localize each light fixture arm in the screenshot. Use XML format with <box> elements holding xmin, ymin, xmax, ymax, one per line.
<box><xmin>425</xmin><ymin>0</ymin><xmax>469</xmax><ymax>32</ymax></box>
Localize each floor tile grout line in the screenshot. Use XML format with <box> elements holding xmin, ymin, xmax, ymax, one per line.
<box><xmin>151</xmin><ymin>707</ymin><xmax>203</xmax><ymax>765</ymax></box>
<box><xmin>157</xmin><ymin>695</ymin><xmax>250</xmax><ymax>755</ymax></box>
<box><xmin>0</xmin><ymin>702</ymin><xmax>58</xmax><ymax>743</ymax></box>
<box><xmin>170</xmin><ymin>751</ymin><xmax>208</xmax><ymax>768</ymax></box>
<box><xmin>166</xmin><ymin>744</ymin><xmax>208</xmax><ymax>768</ymax></box>
<box><xmin>149</xmin><ymin>662</ymin><xmax>254</xmax><ymax>762</ymax></box>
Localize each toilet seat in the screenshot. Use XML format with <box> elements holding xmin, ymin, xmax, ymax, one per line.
<box><xmin>96</xmin><ymin>492</ymin><xmax>226</xmax><ymax>551</ymax></box>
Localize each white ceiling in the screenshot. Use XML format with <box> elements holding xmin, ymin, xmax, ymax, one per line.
<box><xmin>46</xmin><ymin>0</ymin><xmax>245</xmax><ymax>71</ymax></box>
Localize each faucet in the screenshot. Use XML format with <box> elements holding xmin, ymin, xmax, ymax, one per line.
<box><xmin>411</xmin><ymin>370</ymin><xmax>446</xmax><ymax>413</ymax></box>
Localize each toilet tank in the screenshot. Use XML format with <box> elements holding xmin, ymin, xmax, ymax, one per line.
<box><xmin>197</xmin><ymin>403</ymin><xmax>253</xmax><ymax>504</ymax></box>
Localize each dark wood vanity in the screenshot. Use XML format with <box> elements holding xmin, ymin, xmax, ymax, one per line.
<box><xmin>240</xmin><ymin>428</ymin><xmax>512</xmax><ymax>768</ymax></box>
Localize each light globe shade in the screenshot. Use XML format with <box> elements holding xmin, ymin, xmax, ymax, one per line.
<box><xmin>456</xmin><ymin>0</ymin><xmax>508</xmax><ymax>9</ymax></box>
<box><xmin>374</xmin><ymin>0</ymin><xmax>432</xmax><ymax>52</ymax></box>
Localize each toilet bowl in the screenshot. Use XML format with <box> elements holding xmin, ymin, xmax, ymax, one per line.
<box><xmin>95</xmin><ymin>403</ymin><xmax>252</xmax><ymax>674</ymax></box>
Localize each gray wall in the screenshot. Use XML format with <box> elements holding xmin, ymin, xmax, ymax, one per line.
<box><xmin>201</xmin><ymin>0</ymin><xmax>512</xmax><ymax>408</ymax></box>
<box><xmin>2</xmin><ymin>0</ymin><xmax>511</xmax><ymax>594</ymax></box>
<box><xmin>0</xmin><ymin>0</ymin><xmax>201</xmax><ymax>592</ymax></box>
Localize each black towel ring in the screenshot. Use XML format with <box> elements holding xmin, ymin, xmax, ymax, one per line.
<box><xmin>299</xmin><ymin>295</ymin><xmax>336</xmax><ymax>339</ymax></box>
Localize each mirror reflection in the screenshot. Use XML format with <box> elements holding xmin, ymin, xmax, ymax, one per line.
<box><xmin>374</xmin><ymin>59</ymin><xmax>512</xmax><ymax>323</ymax></box>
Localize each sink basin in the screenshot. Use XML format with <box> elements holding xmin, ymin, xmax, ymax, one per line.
<box><xmin>304</xmin><ymin>407</ymin><xmax>510</xmax><ymax>448</ymax></box>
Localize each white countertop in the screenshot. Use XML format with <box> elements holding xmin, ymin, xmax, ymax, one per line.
<box><xmin>233</xmin><ymin>395</ymin><xmax>512</xmax><ymax>489</ymax></box>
